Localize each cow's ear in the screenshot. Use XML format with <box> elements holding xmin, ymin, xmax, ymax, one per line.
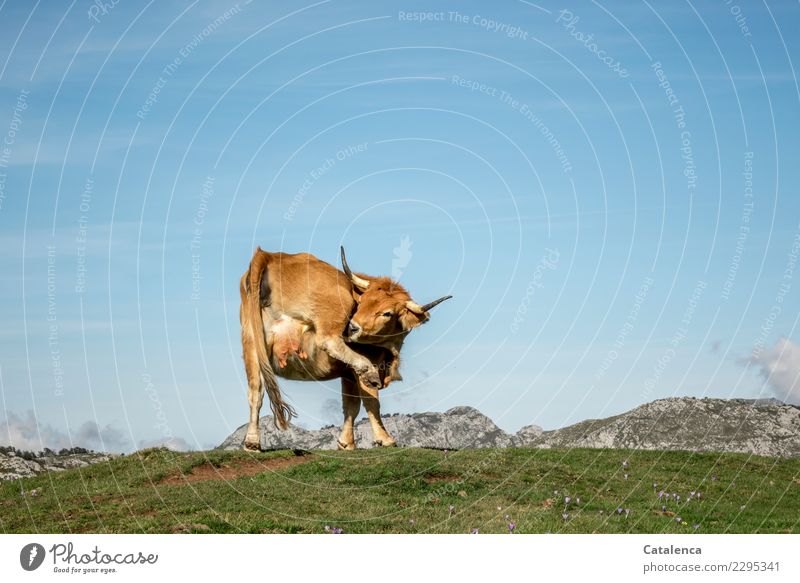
<box><xmin>350</xmin><ymin>287</ymin><xmax>364</xmax><ymax>302</ymax></box>
<box><xmin>399</xmin><ymin>307</ymin><xmax>427</xmax><ymax>331</ymax></box>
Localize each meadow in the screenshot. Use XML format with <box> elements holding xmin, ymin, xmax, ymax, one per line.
<box><xmin>2</xmin><ymin>447</ymin><xmax>798</xmax><ymax>534</ymax></box>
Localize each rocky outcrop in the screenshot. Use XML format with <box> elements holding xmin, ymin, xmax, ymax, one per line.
<box><xmin>218</xmin><ymin>397</ymin><xmax>800</xmax><ymax>457</ymax></box>
<box><xmin>0</xmin><ymin>449</ymin><xmax>116</xmax><ymax>481</ymax></box>
<box><xmin>217</xmin><ymin>406</ymin><xmax>512</xmax><ymax>450</ymax></box>
<box><xmin>514</xmin><ymin>397</ymin><xmax>800</xmax><ymax>457</ymax></box>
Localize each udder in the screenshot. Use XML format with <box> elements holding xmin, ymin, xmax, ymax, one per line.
<box><xmin>268</xmin><ymin>315</ymin><xmax>308</xmax><ymax>368</ymax></box>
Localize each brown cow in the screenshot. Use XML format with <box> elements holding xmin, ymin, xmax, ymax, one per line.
<box><xmin>239</xmin><ymin>246</ymin><xmax>451</xmax><ymax>450</ymax></box>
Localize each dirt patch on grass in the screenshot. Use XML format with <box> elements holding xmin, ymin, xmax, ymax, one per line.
<box><xmin>424</xmin><ymin>473</ymin><xmax>461</xmax><ymax>484</ymax></box>
<box><xmin>159</xmin><ymin>454</ymin><xmax>312</xmax><ymax>485</ymax></box>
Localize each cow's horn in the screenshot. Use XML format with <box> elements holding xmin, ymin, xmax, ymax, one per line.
<box><xmin>340</xmin><ymin>246</ymin><xmax>370</xmax><ymax>290</ymax></box>
<box><xmin>420</xmin><ymin>295</ymin><xmax>453</xmax><ymax>312</ymax></box>
<box><xmin>407</xmin><ymin>295</ymin><xmax>453</xmax><ymax>314</ymax></box>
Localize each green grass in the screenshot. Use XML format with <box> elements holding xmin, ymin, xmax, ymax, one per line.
<box><xmin>2</xmin><ymin>447</ymin><xmax>798</xmax><ymax>533</ymax></box>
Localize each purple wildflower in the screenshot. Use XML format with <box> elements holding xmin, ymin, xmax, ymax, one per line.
<box><xmin>332</xmin><ymin>527</ymin><xmax>343</xmax><ymax>534</ymax></box>
<box><xmin>562</xmin><ymin>512</ymin><xmax>569</xmax><ymax>521</ymax></box>
<box><xmin>470</xmin><ymin>528</ymin><xmax>479</xmax><ymax>534</ymax></box>
<box><xmin>624</xmin><ymin>473</ymin><xmax>629</xmax><ymax>480</ymax></box>
<box><xmin>711</xmin><ymin>474</ymin><xmax>717</xmax><ymax>481</ymax></box>
<box><xmin>624</xmin><ymin>508</ymin><xmax>630</xmax><ymax>518</ymax></box>
<box><xmin>675</xmin><ymin>516</ymin><xmax>682</xmax><ymax>523</ymax></box>
<box><xmin>564</xmin><ymin>496</ymin><xmax>571</xmax><ymax>505</ymax></box>
<box><xmin>616</xmin><ymin>507</ymin><xmax>624</xmax><ymax>515</ymax></box>
<box><xmin>658</xmin><ymin>490</ymin><xmax>665</xmax><ymax>500</ymax></box>
<box><xmin>508</xmin><ymin>522</ymin><xmax>516</xmax><ymax>533</ymax></box>
<box><xmin>575</xmin><ymin>497</ymin><xmax>581</xmax><ymax>505</ymax></box>
<box><xmin>622</xmin><ymin>460</ymin><xmax>629</xmax><ymax>469</ymax></box>
<box><xmin>661</xmin><ymin>505</ymin><xmax>667</xmax><ymax>512</ymax></box>
<box><xmin>323</xmin><ymin>525</ymin><xmax>331</xmax><ymax>532</ymax></box>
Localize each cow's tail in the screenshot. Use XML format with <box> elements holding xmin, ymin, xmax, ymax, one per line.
<box><xmin>243</xmin><ymin>247</ymin><xmax>295</xmax><ymax>430</ymax></box>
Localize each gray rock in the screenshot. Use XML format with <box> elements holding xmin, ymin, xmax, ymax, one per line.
<box><xmin>525</xmin><ymin>397</ymin><xmax>800</xmax><ymax>457</ymax></box>
<box><xmin>217</xmin><ymin>406</ymin><xmax>512</xmax><ymax>450</ymax></box>
<box><xmin>218</xmin><ymin>397</ymin><xmax>800</xmax><ymax>457</ymax></box>
<box><xmin>0</xmin><ymin>451</ymin><xmax>116</xmax><ymax>481</ymax></box>
<box><xmin>512</xmin><ymin>423</ymin><xmax>544</xmax><ymax>446</ymax></box>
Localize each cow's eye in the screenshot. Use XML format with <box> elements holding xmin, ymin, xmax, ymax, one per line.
<box><xmin>381</xmin><ymin>311</ymin><xmax>393</xmax><ymax>318</ymax></box>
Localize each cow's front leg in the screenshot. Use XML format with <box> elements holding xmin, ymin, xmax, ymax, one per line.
<box><xmin>337</xmin><ymin>377</ymin><xmax>361</xmax><ymax>450</ymax></box>
<box><xmin>320</xmin><ymin>336</ymin><xmax>381</xmax><ymax>389</ymax></box>
<box><xmin>358</xmin><ymin>381</ymin><xmax>396</xmax><ymax>447</ymax></box>
<box><xmin>242</xmin><ymin>330</ymin><xmax>264</xmax><ymax>451</ymax></box>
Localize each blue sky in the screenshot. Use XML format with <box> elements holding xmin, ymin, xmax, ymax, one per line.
<box><xmin>1</xmin><ymin>0</ymin><xmax>799</xmax><ymax>452</ymax></box>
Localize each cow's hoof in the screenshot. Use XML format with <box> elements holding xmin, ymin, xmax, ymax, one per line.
<box><xmin>337</xmin><ymin>439</ymin><xmax>356</xmax><ymax>451</ymax></box>
<box><xmin>373</xmin><ymin>438</ymin><xmax>397</xmax><ymax>448</ymax></box>
<box><xmin>243</xmin><ymin>436</ymin><xmax>262</xmax><ymax>451</ymax></box>
<box><xmin>359</xmin><ymin>367</ymin><xmax>382</xmax><ymax>390</ymax></box>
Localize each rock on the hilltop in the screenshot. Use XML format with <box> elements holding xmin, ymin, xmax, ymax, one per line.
<box><xmin>217</xmin><ymin>406</ymin><xmax>512</xmax><ymax>450</ymax></box>
<box><xmin>526</xmin><ymin>397</ymin><xmax>800</xmax><ymax>458</ymax></box>
<box><xmin>512</xmin><ymin>423</ymin><xmax>544</xmax><ymax>446</ymax></box>
<box><xmin>0</xmin><ymin>451</ymin><xmax>116</xmax><ymax>481</ymax></box>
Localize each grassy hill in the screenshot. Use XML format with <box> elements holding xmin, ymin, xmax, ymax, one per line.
<box><xmin>2</xmin><ymin>447</ymin><xmax>798</xmax><ymax>534</ymax></box>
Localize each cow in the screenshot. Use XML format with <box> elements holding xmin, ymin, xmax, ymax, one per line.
<box><xmin>239</xmin><ymin>246</ymin><xmax>451</xmax><ymax>451</ymax></box>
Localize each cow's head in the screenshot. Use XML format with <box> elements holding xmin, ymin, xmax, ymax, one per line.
<box><xmin>340</xmin><ymin>246</ymin><xmax>452</xmax><ymax>344</ymax></box>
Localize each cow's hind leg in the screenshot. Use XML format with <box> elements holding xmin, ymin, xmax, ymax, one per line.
<box><xmin>358</xmin><ymin>382</ymin><xmax>396</xmax><ymax>447</ymax></box>
<box><xmin>242</xmin><ymin>325</ymin><xmax>264</xmax><ymax>451</ymax></box>
<box><xmin>337</xmin><ymin>376</ymin><xmax>361</xmax><ymax>450</ymax></box>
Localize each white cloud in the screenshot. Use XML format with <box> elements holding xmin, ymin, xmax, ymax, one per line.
<box><xmin>73</xmin><ymin>421</ymin><xmax>129</xmax><ymax>451</ymax></box>
<box><xmin>0</xmin><ymin>410</ymin><xmax>72</xmax><ymax>451</ymax></box>
<box><xmin>0</xmin><ymin>410</ymin><xmax>131</xmax><ymax>452</ymax></box>
<box><xmin>744</xmin><ymin>337</ymin><xmax>800</xmax><ymax>404</ymax></box>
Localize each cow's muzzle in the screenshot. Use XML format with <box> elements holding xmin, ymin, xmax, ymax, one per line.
<box><xmin>346</xmin><ymin>321</ymin><xmax>362</xmax><ymax>340</ymax></box>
